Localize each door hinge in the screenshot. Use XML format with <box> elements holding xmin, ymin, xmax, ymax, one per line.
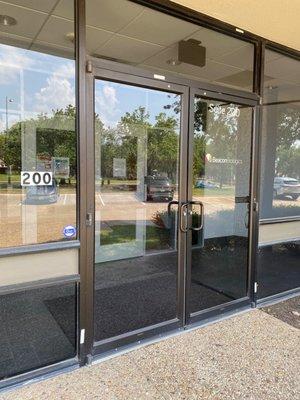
<box><xmin>86</xmin><ymin>212</ymin><xmax>93</xmax><ymax>227</ymax></box>
<box><xmin>254</xmin><ymin>282</ymin><xmax>258</xmax><ymax>293</ymax></box>
<box><xmin>253</xmin><ymin>200</ymin><xmax>259</xmax><ymax>212</ymax></box>
<box><xmin>80</xmin><ymin>329</ymin><xmax>85</xmax><ymax>344</ymax></box>
<box><xmin>86</xmin><ymin>60</ymin><xmax>92</xmax><ymax>73</ymax></box>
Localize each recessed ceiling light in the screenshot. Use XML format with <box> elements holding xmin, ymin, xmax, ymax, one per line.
<box><xmin>65</xmin><ymin>32</ymin><xmax>75</xmax><ymax>43</ymax></box>
<box><xmin>0</xmin><ymin>15</ymin><xmax>17</xmax><ymax>26</ymax></box>
<box><xmin>167</xmin><ymin>59</ymin><xmax>181</xmax><ymax>66</ymax></box>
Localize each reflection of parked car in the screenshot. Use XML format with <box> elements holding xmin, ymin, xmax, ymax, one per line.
<box><xmin>273</xmin><ymin>177</ymin><xmax>300</xmax><ymax>200</ymax></box>
<box><xmin>145</xmin><ymin>176</ymin><xmax>174</xmax><ymax>201</ymax></box>
<box><xmin>26</xmin><ymin>180</ymin><xmax>59</xmax><ymax>204</ymax></box>
<box><xmin>195</xmin><ymin>179</ymin><xmax>218</xmax><ymax>189</ymax></box>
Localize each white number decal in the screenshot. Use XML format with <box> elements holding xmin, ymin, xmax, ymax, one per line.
<box><xmin>21</xmin><ymin>171</ymin><xmax>53</xmax><ymax>186</ymax></box>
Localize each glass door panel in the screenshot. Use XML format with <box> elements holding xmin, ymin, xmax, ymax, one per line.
<box><xmin>188</xmin><ymin>94</ymin><xmax>254</xmax><ymax>316</ymax></box>
<box><xmin>93</xmin><ymin>78</ymin><xmax>185</xmax><ymax>343</ymax></box>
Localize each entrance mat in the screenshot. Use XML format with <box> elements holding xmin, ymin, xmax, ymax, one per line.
<box><xmin>257</xmin><ymin>243</ymin><xmax>300</xmax><ymax>298</ymax></box>
<box><xmin>45</xmin><ymin>295</ymin><xmax>77</xmax><ymax>348</ymax></box>
<box><xmin>45</xmin><ymin>274</ymin><xmax>231</xmax><ymax>344</ymax></box>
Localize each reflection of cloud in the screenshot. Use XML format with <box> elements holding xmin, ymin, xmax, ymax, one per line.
<box><xmin>95</xmin><ymin>84</ymin><xmax>120</xmax><ymax>127</ymax></box>
<box><xmin>0</xmin><ymin>44</ymin><xmax>33</xmax><ymax>85</ymax></box>
<box><xmin>54</xmin><ymin>62</ymin><xmax>75</xmax><ymax>79</ymax></box>
<box><xmin>0</xmin><ymin>112</ymin><xmax>22</xmax><ymax>133</ymax></box>
<box><xmin>35</xmin><ymin>75</ymin><xmax>75</xmax><ymax>114</ymax></box>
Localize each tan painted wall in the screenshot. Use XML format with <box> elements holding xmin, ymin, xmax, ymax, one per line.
<box><xmin>0</xmin><ymin>249</ymin><xmax>78</xmax><ymax>287</ymax></box>
<box><xmin>172</xmin><ymin>0</ymin><xmax>300</xmax><ymax>51</ymax></box>
<box><xmin>259</xmin><ymin>221</ymin><xmax>300</xmax><ymax>246</ymax></box>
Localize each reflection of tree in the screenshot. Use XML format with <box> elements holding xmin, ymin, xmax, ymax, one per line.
<box><xmin>194</xmin><ymin>99</ymin><xmax>238</xmax><ymax>186</ymax></box>
<box><xmin>0</xmin><ymin>105</ymin><xmax>76</xmax><ymax>177</ymax></box>
<box><xmin>98</xmin><ymin>106</ymin><xmax>180</xmax><ymax>182</ymax></box>
<box><xmin>276</xmin><ymin>146</ymin><xmax>300</xmax><ymax>178</ymax></box>
<box><xmin>261</xmin><ymin>103</ymin><xmax>300</xmax><ymax>218</ymax></box>
<box><xmin>275</xmin><ymin>107</ymin><xmax>300</xmax><ymax>178</ymax></box>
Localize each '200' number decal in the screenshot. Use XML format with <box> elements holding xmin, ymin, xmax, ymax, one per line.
<box><xmin>21</xmin><ymin>171</ymin><xmax>53</xmax><ymax>186</ymax></box>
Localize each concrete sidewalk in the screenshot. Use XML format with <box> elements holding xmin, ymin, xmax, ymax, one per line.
<box><xmin>0</xmin><ymin>307</ymin><xmax>299</xmax><ymax>400</ymax></box>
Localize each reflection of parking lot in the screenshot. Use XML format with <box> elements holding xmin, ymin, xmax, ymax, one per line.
<box><xmin>95</xmin><ymin>191</ymin><xmax>236</xmax><ymax>226</ymax></box>
<box><xmin>273</xmin><ymin>197</ymin><xmax>300</xmax><ymax>206</ymax></box>
<box><xmin>0</xmin><ymin>191</ymin><xmax>76</xmax><ymax>248</ymax></box>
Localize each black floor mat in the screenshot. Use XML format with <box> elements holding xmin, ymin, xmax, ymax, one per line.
<box><xmin>257</xmin><ymin>243</ymin><xmax>300</xmax><ymax>298</ymax></box>
<box><xmin>46</xmin><ymin>274</ymin><xmax>231</xmax><ymax>344</ymax></box>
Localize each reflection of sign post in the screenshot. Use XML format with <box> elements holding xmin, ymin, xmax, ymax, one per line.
<box><xmin>113</xmin><ymin>158</ymin><xmax>126</xmax><ymax>178</ymax></box>
<box><xmin>53</xmin><ymin>157</ymin><xmax>70</xmax><ymax>179</ymax></box>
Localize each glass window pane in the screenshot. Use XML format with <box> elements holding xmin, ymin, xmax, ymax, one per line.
<box><xmin>86</xmin><ymin>0</ymin><xmax>254</xmax><ymax>92</ymax></box>
<box><xmin>260</xmin><ymin>50</ymin><xmax>300</xmax><ymax>220</ymax></box>
<box><xmin>258</xmin><ymin>49</ymin><xmax>300</xmax><ymax>299</ymax></box>
<box><xmin>0</xmin><ymin>283</ymin><xmax>76</xmax><ymax>380</ymax></box>
<box><xmin>258</xmin><ymin>225</ymin><xmax>300</xmax><ymax>298</ymax></box>
<box><xmin>0</xmin><ymin>0</ymin><xmax>76</xmax><ymax>248</ymax></box>
<box><xmin>189</xmin><ymin>97</ymin><xmax>253</xmax><ymax>313</ymax></box>
<box><xmin>94</xmin><ymin>80</ymin><xmax>181</xmax><ymax>341</ymax></box>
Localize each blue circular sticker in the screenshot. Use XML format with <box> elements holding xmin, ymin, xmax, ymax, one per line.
<box><xmin>63</xmin><ymin>225</ymin><xmax>77</xmax><ymax>238</ymax></box>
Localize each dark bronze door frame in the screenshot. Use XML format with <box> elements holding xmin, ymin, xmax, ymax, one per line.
<box><xmin>80</xmin><ymin>56</ymin><xmax>259</xmax><ymax>362</ymax></box>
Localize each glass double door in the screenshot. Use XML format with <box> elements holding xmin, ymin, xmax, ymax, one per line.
<box><xmin>89</xmin><ymin>67</ymin><xmax>255</xmax><ymax>352</ymax></box>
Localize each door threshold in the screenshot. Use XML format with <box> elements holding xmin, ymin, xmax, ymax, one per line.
<box><xmin>256</xmin><ymin>287</ymin><xmax>300</xmax><ymax>308</ymax></box>
<box><xmin>91</xmin><ymin>304</ymin><xmax>253</xmax><ymax>366</ymax></box>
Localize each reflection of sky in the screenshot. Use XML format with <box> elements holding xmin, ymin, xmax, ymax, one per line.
<box><xmin>95</xmin><ymin>80</ymin><xmax>180</xmax><ymax>129</ymax></box>
<box><xmin>0</xmin><ymin>44</ymin><xmax>75</xmax><ymax>132</ymax></box>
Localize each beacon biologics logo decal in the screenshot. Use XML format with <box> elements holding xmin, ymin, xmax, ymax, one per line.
<box><xmin>205</xmin><ymin>153</ymin><xmax>242</xmax><ymax>165</ymax></box>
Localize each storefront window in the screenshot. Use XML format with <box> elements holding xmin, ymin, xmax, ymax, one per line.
<box><xmin>0</xmin><ymin>1</ymin><xmax>78</xmax><ymax>383</ymax></box>
<box><xmin>0</xmin><ymin>1</ymin><xmax>76</xmax><ymax>248</ymax></box>
<box><xmin>260</xmin><ymin>50</ymin><xmax>300</xmax><ymax>220</ymax></box>
<box><xmin>258</xmin><ymin>49</ymin><xmax>300</xmax><ymax>298</ymax></box>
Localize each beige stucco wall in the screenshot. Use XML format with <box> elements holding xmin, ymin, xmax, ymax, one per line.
<box><xmin>172</xmin><ymin>0</ymin><xmax>300</xmax><ymax>51</ymax></box>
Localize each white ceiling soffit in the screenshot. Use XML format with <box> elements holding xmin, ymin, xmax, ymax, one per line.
<box><xmin>53</xmin><ymin>0</ymin><xmax>75</xmax><ymax>20</ymax></box>
<box><xmin>265</xmin><ymin>56</ymin><xmax>300</xmax><ymax>84</ymax></box>
<box><xmin>3</xmin><ymin>0</ymin><xmax>57</xmax><ymax>14</ymax></box>
<box><xmin>85</xmin><ymin>0</ymin><xmax>144</xmax><ymax>32</ymax></box>
<box><xmin>119</xmin><ymin>7</ymin><xmax>199</xmax><ymax>46</ymax></box>
<box><xmin>0</xmin><ymin>1</ymin><xmax>47</xmax><ymax>38</ymax></box>
<box><xmin>36</xmin><ymin>16</ymin><xmax>74</xmax><ymax>49</ymax></box>
<box><xmin>95</xmin><ymin>34</ymin><xmax>163</xmax><ymax>64</ymax></box>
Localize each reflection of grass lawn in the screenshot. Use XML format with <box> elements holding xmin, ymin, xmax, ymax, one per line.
<box><xmin>100</xmin><ymin>224</ymin><xmax>170</xmax><ymax>250</ymax></box>
<box><xmin>0</xmin><ymin>173</ymin><xmax>20</xmax><ymax>182</ymax></box>
<box><xmin>193</xmin><ymin>187</ymin><xmax>235</xmax><ymax>197</ymax></box>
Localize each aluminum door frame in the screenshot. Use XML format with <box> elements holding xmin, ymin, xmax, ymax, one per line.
<box><xmin>185</xmin><ymin>87</ymin><xmax>259</xmax><ymax>326</ymax></box>
<box><xmin>85</xmin><ymin>62</ymin><xmax>190</xmax><ymax>358</ymax></box>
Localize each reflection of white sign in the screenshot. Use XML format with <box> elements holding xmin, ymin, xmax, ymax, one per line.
<box><xmin>21</xmin><ymin>171</ymin><xmax>53</xmax><ymax>186</ymax></box>
<box><xmin>53</xmin><ymin>157</ymin><xmax>70</xmax><ymax>178</ymax></box>
<box><xmin>208</xmin><ymin>103</ymin><xmax>240</xmax><ymax>118</ymax></box>
<box><xmin>113</xmin><ymin>158</ymin><xmax>126</xmax><ymax>178</ymax></box>
<box><xmin>206</xmin><ymin>154</ymin><xmax>242</xmax><ymax>165</ymax></box>
<box><xmin>37</xmin><ymin>156</ymin><xmax>52</xmax><ymax>172</ymax></box>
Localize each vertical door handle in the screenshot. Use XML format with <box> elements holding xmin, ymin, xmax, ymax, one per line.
<box><xmin>180</xmin><ymin>203</ymin><xmax>188</xmax><ymax>232</ymax></box>
<box><xmin>189</xmin><ymin>201</ymin><xmax>204</xmax><ymax>231</ymax></box>
<box><xmin>168</xmin><ymin>200</ymin><xmax>178</xmax><ymax>215</ymax></box>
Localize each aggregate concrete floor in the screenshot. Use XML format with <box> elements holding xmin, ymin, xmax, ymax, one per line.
<box><xmin>1</xmin><ymin>306</ymin><xmax>299</xmax><ymax>400</ymax></box>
